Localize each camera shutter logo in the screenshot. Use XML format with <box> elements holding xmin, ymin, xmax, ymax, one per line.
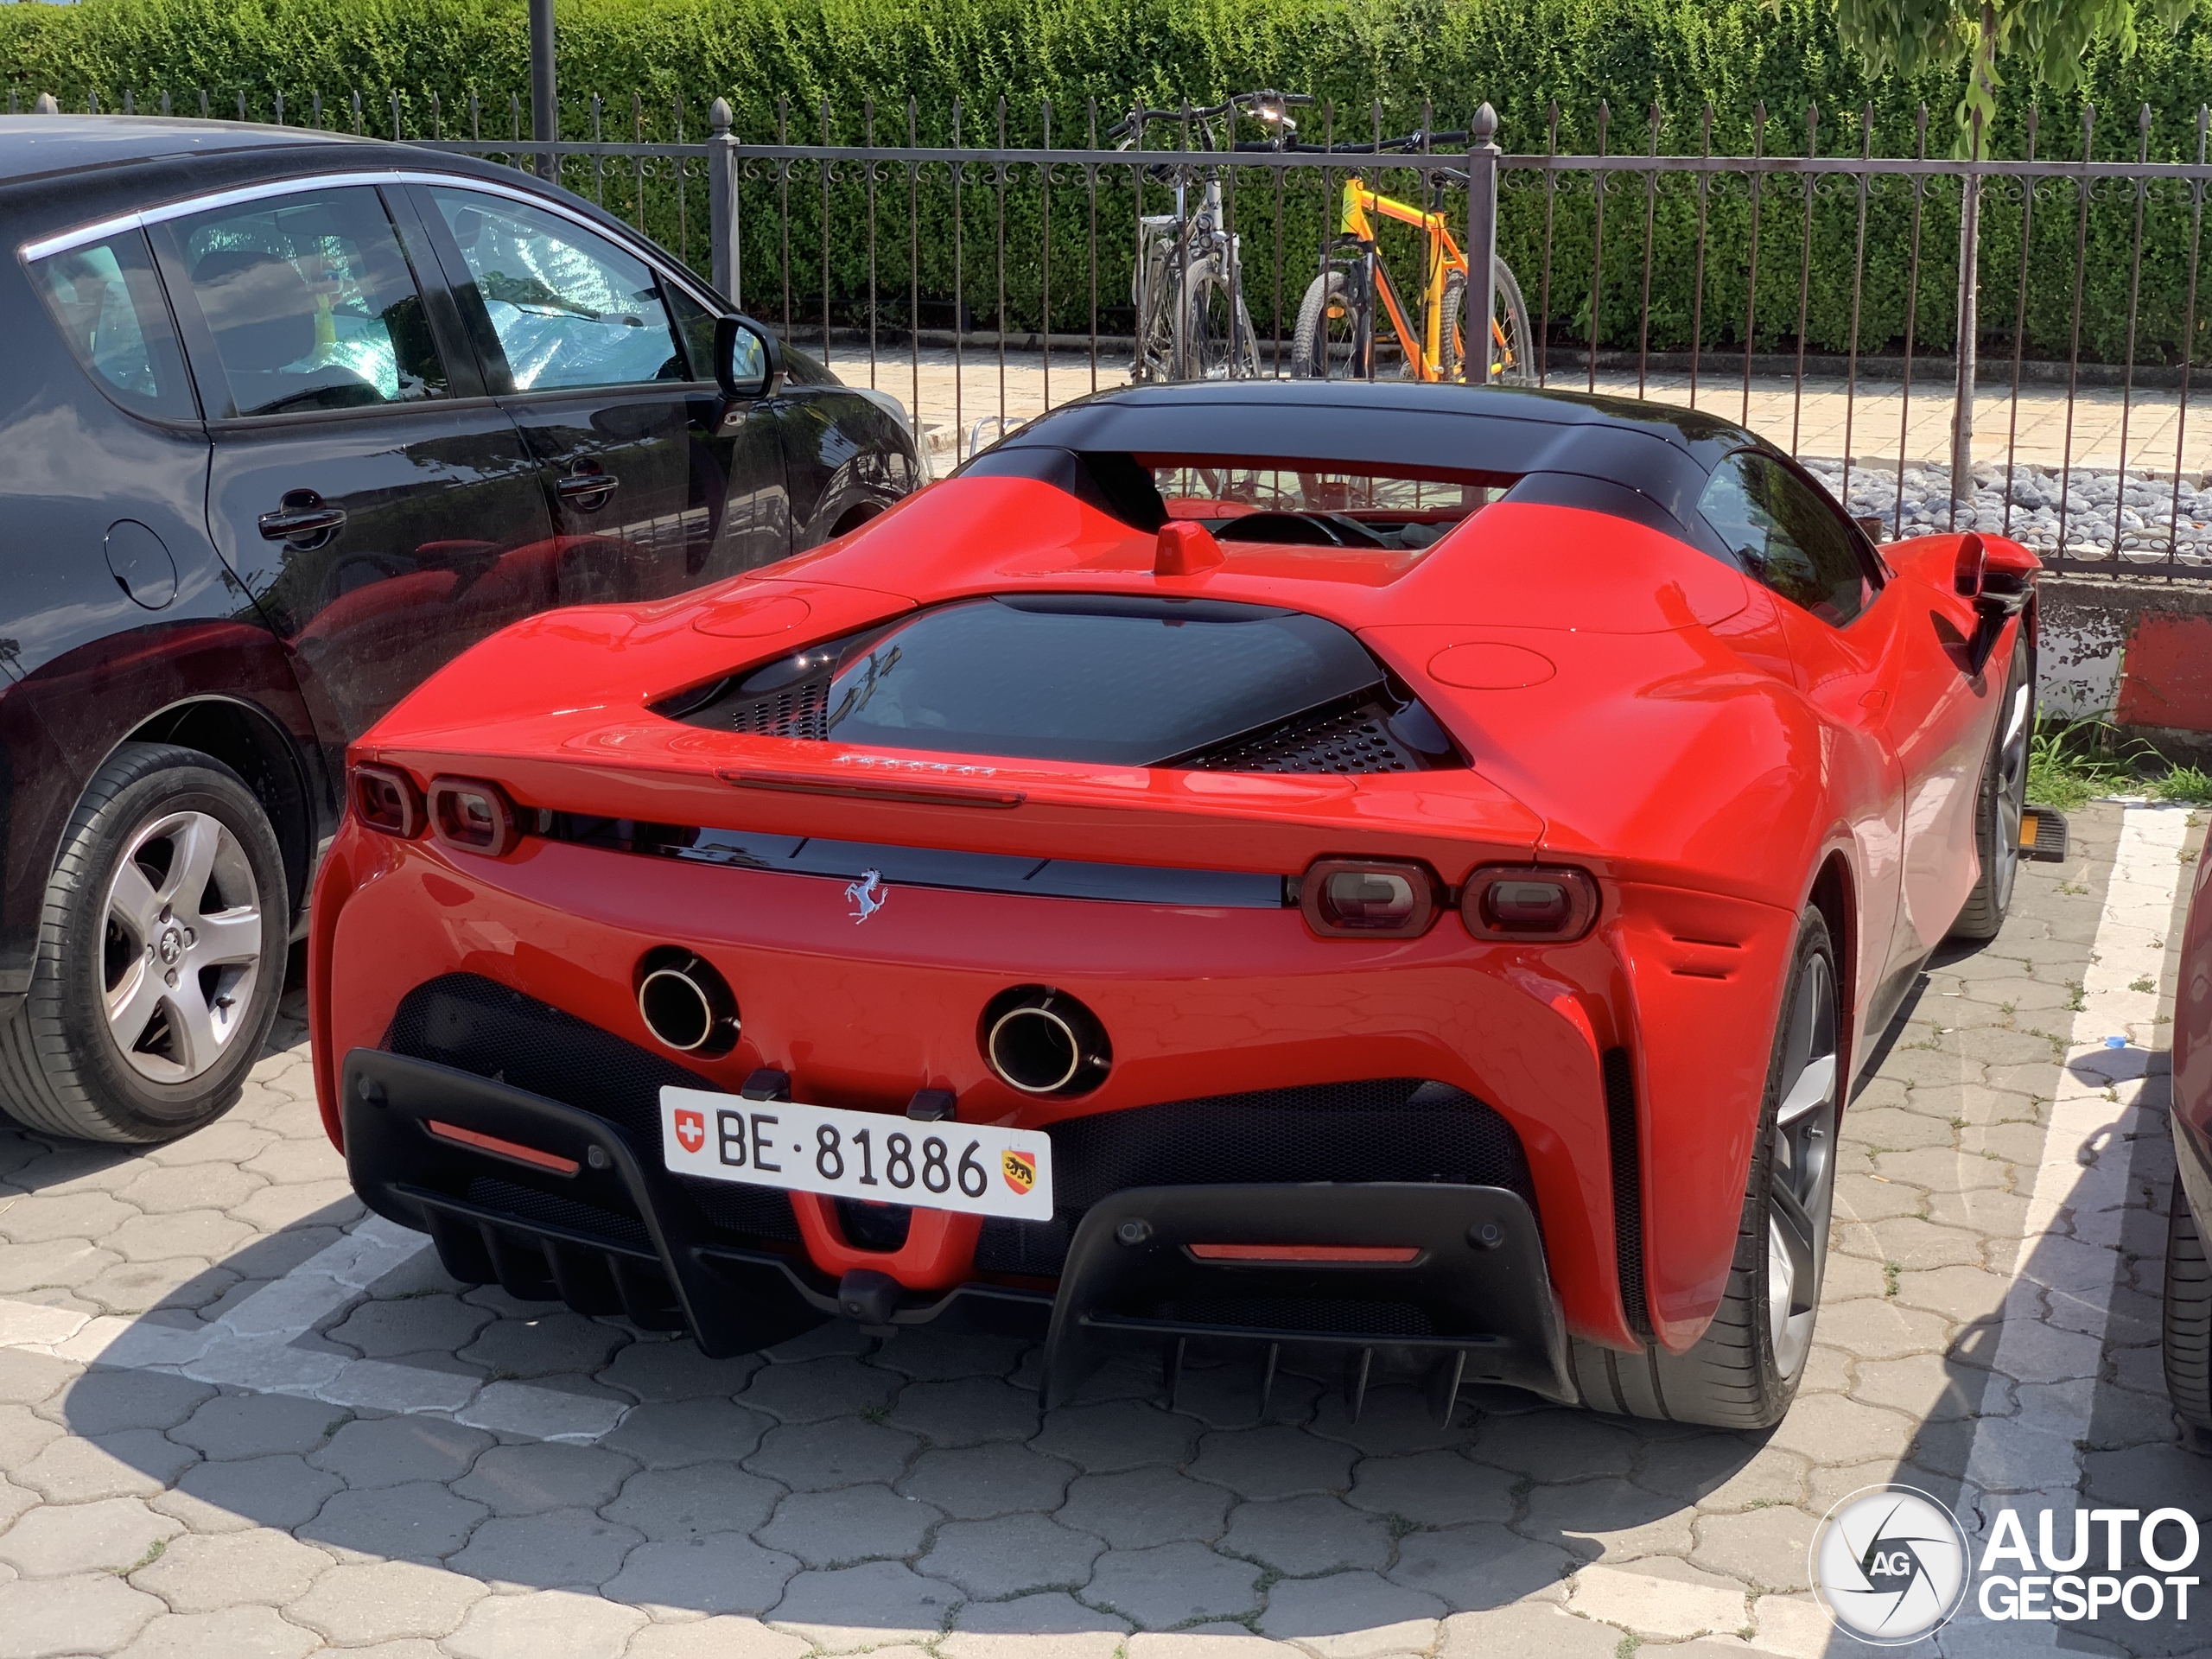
<box><xmin>1810</xmin><ymin>1484</ymin><xmax>1971</xmax><ymax>1644</ymax></box>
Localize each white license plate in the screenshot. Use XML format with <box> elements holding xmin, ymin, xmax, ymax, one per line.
<box><xmin>659</xmin><ymin>1086</ymin><xmax>1054</xmax><ymax>1221</ymax></box>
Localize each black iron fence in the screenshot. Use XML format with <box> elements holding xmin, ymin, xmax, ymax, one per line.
<box><xmin>18</xmin><ymin>86</ymin><xmax>2212</xmax><ymax>580</ymax></box>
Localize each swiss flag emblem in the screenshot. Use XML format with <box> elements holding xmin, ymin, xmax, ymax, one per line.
<box><xmin>674</xmin><ymin>1109</ymin><xmax>705</xmax><ymax>1154</ymax></box>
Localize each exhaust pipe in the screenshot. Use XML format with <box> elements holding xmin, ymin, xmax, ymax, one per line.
<box><xmin>636</xmin><ymin>950</ymin><xmax>740</xmax><ymax>1057</ymax></box>
<box><xmin>982</xmin><ymin>987</ymin><xmax>1110</xmax><ymax>1096</ymax></box>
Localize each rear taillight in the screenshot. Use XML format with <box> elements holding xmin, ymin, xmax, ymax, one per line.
<box><xmin>1299</xmin><ymin>859</ymin><xmax>1440</xmax><ymax>938</ymax></box>
<box><xmin>427</xmin><ymin>776</ymin><xmax>521</xmax><ymax>857</ymax></box>
<box><xmin>351</xmin><ymin>764</ymin><xmax>423</xmax><ymax>838</ymax></box>
<box><xmin>1461</xmin><ymin>865</ymin><xmax>1599</xmax><ymax>942</ymax></box>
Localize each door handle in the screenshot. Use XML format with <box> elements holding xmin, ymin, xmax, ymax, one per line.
<box><xmin>556</xmin><ymin>464</ymin><xmax>620</xmax><ymax>508</ymax></box>
<box><xmin>257</xmin><ymin>490</ymin><xmax>346</xmax><ymax>548</ymax></box>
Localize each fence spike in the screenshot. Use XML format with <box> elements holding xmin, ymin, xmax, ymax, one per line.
<box><xmin>162</xmin><ymin>92</ymin><xmax>171</xmax><ymax>117</ymax></box>
<box><xmin>33</xmin><ymin>92</ymin><xmax>59</xmax><ymax>115</ymax></box>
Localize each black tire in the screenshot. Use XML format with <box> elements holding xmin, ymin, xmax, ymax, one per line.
<box><xmin>1291</xmin><ymin>270</ymin><xmax>1359</xmax><ymax>378</ymax></box>
<box><xmin>1950</xmin><ymin>635</ymin><xmax>2032</xmax><ymax>942</ymax></box>
<box><xmin>0</xmin><ymin>743</ymin><xmax>289</xmax><ymax>1144</ymax></box>
<box><xmin>1441</xmin><ymin>262</ymin><xmax>1537</xmax><ymax>385</ymax></box>
<box><xmin>2164</xmin><ymin>1185</ymin><xmax>2212</xmax><ymax>1433</ymax></box>
<box><xmin>1177</xmin><ymin>264</ymin><xmax>1259</xmax><ymax>380</ymax></box>
<box><xmin>1570</xmin><ymin>908</ymin><xmax>1841</xmax><ymax>1429</ymax></box>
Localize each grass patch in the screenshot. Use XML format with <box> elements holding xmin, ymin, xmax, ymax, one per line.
<box><xmin>113</xmin><ymin>1538</ymin><xmax>166</xmax><ymax>1576</ymax></box>
<box><xmin>2152</xmin><ymin>763</ymin><xmax>2212</xmax><ymax>805</ymax></box>
<box><xmin>1883</xmin><ymin>1262</ymin><xmax>1902</xmax><ymax>1299</ymax></box>
<box><xmin>2030</xmin><ymin>715</ymin><xmax>2212</xmax><ymax>808</ymax></box>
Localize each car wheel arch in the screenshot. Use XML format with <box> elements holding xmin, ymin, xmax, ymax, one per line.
<box><xmin>1804</xmin><ymin>846</ymin><xmax>1859</xmax><ymax>1096</ymax></box>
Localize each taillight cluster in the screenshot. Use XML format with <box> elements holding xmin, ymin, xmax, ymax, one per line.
<box><xmin>350</xmin><ymin>765</ymin><xmax>522</xmax><ymax>858</ymax></box>
<box><xmin>1299</xmin><ymin>858</ymin><xmax>1599</xmax><ymax>943</ymax></box>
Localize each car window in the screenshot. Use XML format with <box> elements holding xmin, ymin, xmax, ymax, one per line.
<box><xmin>427</xmin><ymin>188</ymin><xmax>686</xmax><ymax>391</ymax></box>
<box><xmin>662</xmin><ymin>282</ymin><xmax>721</xmax><ymax>382</ymax></box>
<box><xmin>168</xmin><ymin>186</ymin><xmax>448</xmax><ymax>418</ymax></box>
<box><xmin>1698</xmin><ymin>450</ymin><xmax>1872</xmax><ymax>626</ymax></box>
<box><xmin>29</xmin><ymin>229</ymin><xmax>198</xmax><ymax>421</ymax></box>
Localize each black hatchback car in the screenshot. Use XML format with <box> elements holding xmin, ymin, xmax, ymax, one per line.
<box><xmin>0</xmin><ymin>116</ymin><xmax>921</xmax><ymax>1144</ymax></box>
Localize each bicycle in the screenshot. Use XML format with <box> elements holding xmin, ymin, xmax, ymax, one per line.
<box><xmin>1113</xmin><ymin>92</ymin><xmax>1313</xmax><ymax>381</ymax></box>
<box><xmin>1290</xmin><ymin>131</ymin><xmax>1535</xmax><ymax>385</ymax></box>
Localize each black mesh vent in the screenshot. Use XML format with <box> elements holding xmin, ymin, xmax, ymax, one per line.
<box><xmin>721</xmin><ymin>674</ymin><xmax>831</xmax><ymax>740</ymax></box>
<box><xmin>465</xmin><ymin>1176</ymin><xmax>652</xmax><ymax>1250</ymax></box>
<box><xmin>975</xmin><ymin>1078</ymin><xmax>1530</xmax><ymax>1278</ymax></box>
<box><xmin>1182</xmin><ymin>699</ymin><xmax>1426</xmax><ymax>774</ymax></box>
<box><xmin>1603</xmin><ymin>1046</ymin><xmax>1650</xmax><ymax>1342</ymax></box>
<box><xmin>385</xmin><ymin>975</ymin><xmax>800</xmax><ymax>1243</ymax></box>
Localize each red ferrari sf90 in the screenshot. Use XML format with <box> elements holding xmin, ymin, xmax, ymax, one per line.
<box><xmin>311</xmin><ymin>381</ymin><xmax>2044</xmax><ymax>1429</ymax></box>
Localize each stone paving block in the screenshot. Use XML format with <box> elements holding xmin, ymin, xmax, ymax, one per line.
<box><xmin>596</xmin><ymin>1336</ymin><xmax>762</xmax><ymax>1402</ymax></box>
<box><xmin>308</xmin><ymin>1414</ymin><xmax>491</xmax><ymax>1487</ymax></box>
<box><xmin>1346</xmin><ymin>1450</ymin><xmax>1516</xmax><ymax>1528</ymax></box>
<box><xmin>1385</xmin><ymin>1522</ymin><xmax>1575</xmax><ymax>1611</ymax></box>
<box><xmin>1187</xmin><ymin>1423</ymin><xmax>1356</xmax><ymax>1498</ymax></box>
<box><xmin>923</xmin><ymin>1511</ymin><xmax>1104</xmax><ymax>1597</ymax></box>
<box><xmin>79</xmin><ymin>1256</ymin><xmax>236</xmax><ymax>1315</ymax></box>
<box><xmin>457</xmin><ymin>1310</ymin><xmax>629</xmax><ymax>1377</ymax></box>
<box><xmin>0</xmin><ymin>1494</ymin><xmax>179</xmax><ymax>1577</ymax></box>
<box><xmin>1125</xmin><ymin>1635</ymin><xmax>1295</xmax><ymax>1659</ymax></box>
<box><xmin>1084</xmin><ymin>1540</ymin><xmax>1263</xmax><ymax>1630</ymax></box>
<box><xmin>757</xmin><ymin>1482</ymin><xmax>938</xmax><ymax>1566</ymax></box>
<box><xmin>326</xmin><ymin>1294</ymin><xmax>496</xmax><ymax>1357</ymax></box>
<box><xmin>737</xmin><ymin>1354</ymin><xmax>899</xmax><ymax>1423</ymax></box>
<box><xmin>118</xmin><ymin>1161</ymin><xmax>264</xmax><ymax>1216</ymax></box>
<box><xmin>443</xmin><ymin>1586</ymin><xmax>647</xmax><ymax>1659</ymax></box>
<box><xmin>0</xmin><ymin>1188</ymin><xmax>139</xmax><ymax>1243</ymax></box>
<box><xmin>606</xmin><ymin>1398</ymin><xmax>774</xmax><ymax>1469</ymax></box>
<box><xmin>452</xmin><ymin>1440</ymin><xmax>637</xmax><ymax>1514</ymax></box>
<box><xmin>949</xmin><ymin>1588</ymin><xmax>1131</xmax><ymax>1638</ymax></box>
<box><xmin>1567</xmin><ymin>1558</ymin><xmax>1748</xmax><ymax>1640</ymax></box>
<box><xmin>601</xmin><ymin>1534</ymin><xmax>801</xmax><ymax>1616</ymax></box>
<box><xmin>1256</xmin><ymin>1570</ymin><xmax>1446</xmax><ymax>1656</ymax></box>
<box><xmin>1029</xmin><ymin>1398</ymin><xmax>1197</xmax><ymax>1471</ymax></box>
<box><xmin>1059</xmin><ymin>1466</ymin><xmax>1233</xmax><ymax>1548</ymax></box>
<box><xmin>143</xmin><ymin>1121</ymin><xmax>276</xmax><ymax>1168</ymax></box>
<box><xmin>52</xmin><ymin>1369</ymin><xmax>216</xmax><ymax>1436</ymax></box>
<box><xmin>283</xmin><ymin>1557</ymin><xmax>487</xmax><ymax>1643</ymax></box>
<box><xmin>1807</xmin><ymin>1296</ymin><xmax>1952</xmax><ymax>1361</ymax></box>
<box><xmin>106</xmin><ymin>1209</ymin><xmax>255</xmax><ymax>1264</ymax></box>
<box><xmin>114</xmin><ymin>1604</ymin><xmax>321</xmax><ymax>1659</ymax></box>
<box><xmin>1839</xmin><ymin>1106</ymin><xmax>1958</xmax><ymax>1153</ymax></box>
<box><xmin>1521</xmin><ymin>1477</ymin><xmax>1696</xmax><ymax>1562</ymax></box>
<box><xmin>1304</xmin><ymin>1385</ymin><xmax>1477</xmax><ymax>1456</ymax></box>
<box><xmin>885</xmin><ymin>1376</ymin><xmax>1040</xmax><ymax>1445</ymax></box>
<box><xmin>226</xmin><ymin>1180</ymin><xmax>362</xmax><ymax>1234</ymax></box>
<box><xmin>0</xmin><ymin>1570</ymin><xmax>164</xmax><ymax>1659</ymax></box>
<box><xmin>1833</xmin><ymin>1172</ymin><xmax>1929</xmax><ymax>1222</ymax></box>
<box><xmin>1222</xmin><ymin>1492</ymin><xmax>1392</xmax><ymax>1574</ymax></box>
<box><xmin>447</xmin><ymin>1508</ymin><xmax>645</xmax><ymax>1587</ymax></box>
<box><xmin>604</xmin><ymin>1463</ymin><xmax>783</xmax><ymax>1541</ymax></box>
<box><xmin>899</xmin><ymin>1440</ymin><xmax>1077</xmax><ymax>1517</ymax></box>
<box><xmin>1469</xmin><ymin>1409</ymin><xmax>1637</xmax><ymax>1482</ymax></box>
<box><xmin>1692</xmin><ymin>1503</ymin><xmax>1817</xmax><ymax>1593</ymax></box>
<box><xmin>0</xmin><ymin>1478</ymin><xmax>34</xmax><ymax>1534</ymax></box>
<box><xmin>130</xmin><ymin>1528</ymin><xmax>331</xmax><ymax>1612</ymax></box>
<box><xmin>160</xmin><ymin>1452</ymin><xmax>344</xmax><ymax>1533</ymax></box>
<box><xmin>768</xmin><ymin>1560</ymin><xmax>960</xmax><ymax>1646</ymax></box>
<box><xmin>1166</xmin><ymin>1358</ymin><xmax>1324</xmax><ymax>1430</ymax></box>
<box><xmin>622</xmin><ymin>1615</ymin><xmax>811</xmax><ymax>1658</ymax></box>
<box><xmin>297</xmin><ymin>1478</ymin><xmax>486</xmax><ymax>1561</ymax></box>
<box><xmin>1853</xmin><ymin>1217</ymin><xmax>1987</xmax><ymax>1270</ymax></box>
<box><xmin>1765</xmin><ymin>1390</ymin><xmax>1920</xmax><ymax>1467</ymax></box>
<box><xmin>238</xmin><ymin>1137</ymin><xmax>346</xmax><ymax>1185</ymax></box>
<box><xmin>1631</xmin><ymin>1438</ymin><xmax>1807</xmax><ymax>1511</ymax></box>
<box><xmin>1435</xmin><ymin>1599</ymin><xmax>1626</xmax><ymax>1658</ymax></box>
<box><xmin>0</xmin><ymin>1350</ymin><xmax>74</xmax><ymax>1408</ymax></box>
<box><xmin>171</xmin><ymin>1393</ymin><xmax>345</xmax><ymax>1460</ymax></box>
<box><xmin>870</xmin><ymin>1328</ymin><xmax>1031</xmax><ymax>1381</ymax></box>
<box><xmin>12</xmin><ymin>1427</ymin><xmax>194</xmax><ymax>1500</ymax></box>
<box><xmin>1852</xmin><ymin>1351</ymin><xmax>2008</xmax><ymax>1423</ymax></box>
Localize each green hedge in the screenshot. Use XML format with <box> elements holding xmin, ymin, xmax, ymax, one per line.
<box><xmin>11</xmin><ymin>0</ymin><xmax>2212</xmax><ymax>364</ymax></box>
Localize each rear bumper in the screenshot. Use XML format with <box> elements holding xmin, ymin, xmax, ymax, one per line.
<box><xmin>342</xmin><ymin>1047</ymin><xmax>1573</xmax><ymax>1409</ymax></box>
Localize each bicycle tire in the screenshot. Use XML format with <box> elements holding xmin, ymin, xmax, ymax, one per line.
<box><xmin>1178</xmin><ymin>264</ymin><xmax>1259</xmax><ymax>379</ymax></box>
<box><xmin>1291</xmin><ymin>270</ymin><xmax>1361</xmax><ymax>378</ymax></box>
<box><xmin>1439</xmin><ymin>260</ymin><xmax>1537</xmax><ymax>385</ymax></box>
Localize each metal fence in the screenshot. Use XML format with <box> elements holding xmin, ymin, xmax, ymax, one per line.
<box><xmin>19</xmin><ymin>86</ymin><xmax>2212</xmax><ymax>580</ymax></box>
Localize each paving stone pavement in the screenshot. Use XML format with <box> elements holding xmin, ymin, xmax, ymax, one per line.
<box><xmin>0</xmin><ymin>799</ymin><xmax>2202</xmax><ymax>1658</ymax></box>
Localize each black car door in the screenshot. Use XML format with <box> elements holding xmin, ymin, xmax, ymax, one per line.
<box><xmin>410</xmin><ymin>181</ymin><xmax>788</xmax><ymax>598</ymax></box>
<box><xmin>160</xmin><ymin>181</ymin><xmax>557</xmax><ymax>749</ymax></box>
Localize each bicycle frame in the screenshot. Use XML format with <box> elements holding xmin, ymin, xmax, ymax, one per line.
<box><xmin>1333</xmin><ymin>177</ymin><xmax>1467</xmax><ymax>383</ymax></box>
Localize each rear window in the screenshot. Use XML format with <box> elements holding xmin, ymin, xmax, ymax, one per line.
<box><xmin>660</xmin><ymin>594</ymin><xmax>1461</xmax><ymax>772</ymax></box>
<box><xmin>1143</xmin><ymin>456</ymin><xmax>1510</xmax><ymax>554</ymax></box>
<box><xmin>29</xmin><ymin>230</ymin><xmax>197</xmax><ymax>421</ymax></box>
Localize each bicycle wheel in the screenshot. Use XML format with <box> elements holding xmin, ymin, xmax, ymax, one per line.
<box><xmin>1440</xmin><ymin>258</ymin><xmax>1537</xmax><ymax>385</ymax></box>
<box><xmin>1291</xmin><ymin>270</ymin><xmax>1363</xmax><ymax>378</ymax></box>
<box><xmin>1177</xmin><ymin>261</ymin><xmax>1259</xmax><ymax>380</ymax></box>
<box><xmin>1130</xmin><ymin>241</ymin><xmax>1180</xmax><ymax>382</ymax></box>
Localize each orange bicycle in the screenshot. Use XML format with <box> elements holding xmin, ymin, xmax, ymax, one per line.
<box><xmin>1291</xmin><ymin>150</ymin><xmax>1534</xmax><ymax>385</ymax></box>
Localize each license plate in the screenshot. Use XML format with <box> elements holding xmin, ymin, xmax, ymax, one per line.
<box><xmin>658</xmin><ymin>1086</ymin><xmax>1055</xmax><ymax>1221</ymax></box>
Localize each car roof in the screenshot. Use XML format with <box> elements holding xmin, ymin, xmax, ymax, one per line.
<box><xmin>0</xmin><ymin>114</ymin><xmax>375</xmax><ymax>185</ymax></box>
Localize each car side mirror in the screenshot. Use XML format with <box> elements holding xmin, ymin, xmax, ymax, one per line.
<box><xmin>715</xmin><ymin>315</ymin><xmax>781</xmax><ymax>400</ymax></box>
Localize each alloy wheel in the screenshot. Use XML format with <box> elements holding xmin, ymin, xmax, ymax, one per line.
<box><xmin>1990</xmin><ymin>680</ymin><xmax>2032</xmax><ymax>914</ymax></box>
<box><xmin>99</xmin><ymin>810</ymin><xmax>265</xmax><ymax>1084</ymax></box>
<box><xmin>1766</xmin><ymin>949</ymin><xmax>1839</xmax><ymax>1379</ymax></box>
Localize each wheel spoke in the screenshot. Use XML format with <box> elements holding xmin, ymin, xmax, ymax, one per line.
<box><xmin>167</xmin><ymin>978</ymin><xmax>223</xmax><ymax>1075</ymax></box>
<box><xmin>106</xmin><ymin>859</ymin><xmax>163</xmax><ymax>941</ymax></box>
<box><xmin>1777</xmin><ymin>1054</ymin><xmax>1837</xmax><ymax>1128</ymax></box>
<box><xmin>1768</xmin><ymin>1179</ymin><xmax>1821</xmax><ymax>1316</ymax></box>
<box><xmin>194</xmin><ymin>906</ymin><xmax>263</xmax><ymax>966</ymax></box>
<box><xmin>105</xmin><ymin>962</ymin><xmax>165</xmax><ymax>1050</ymax></box>
<box><xmin>163</xmin><ymin>815</ymin><xmax>221</xmax><ymax>918</ymax></box>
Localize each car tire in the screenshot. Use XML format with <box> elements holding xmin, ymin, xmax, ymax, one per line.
<box><xmin>0</xmin><ymin>742</ymin><xmax>289</xmax><ymax>1144</ymax></box>
<box><xmin>1571</xmin><ymin>907</ymin><xmax>1842</xmax><ymax>1428</ymax></box>
<box><xmin>2163</xmin><ymin>1184</ymin><xmax>2212</xmax><ymax>1433</ymax></box>
<box><xmin>1949</xmin><ymin>635</ymin><xmax>2033</xmax><ymax>943</ymax></box>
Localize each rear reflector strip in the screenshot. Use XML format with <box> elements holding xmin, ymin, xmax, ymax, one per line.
<box><xmin>427</xmin><ymin>1119</ymin><xmax>581</xmax><ymax>1175</ymax></box>
<box><xmin>1186</xmin><ymin>1243</ymin><xmax>1421</xmax><ymax>1263</ymax></box>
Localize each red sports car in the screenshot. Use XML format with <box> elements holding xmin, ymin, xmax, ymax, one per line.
<box><xmin>310</xmin><ymin>381</ymin><xmax>2043</xmax><ymax>1429</ymax></box>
